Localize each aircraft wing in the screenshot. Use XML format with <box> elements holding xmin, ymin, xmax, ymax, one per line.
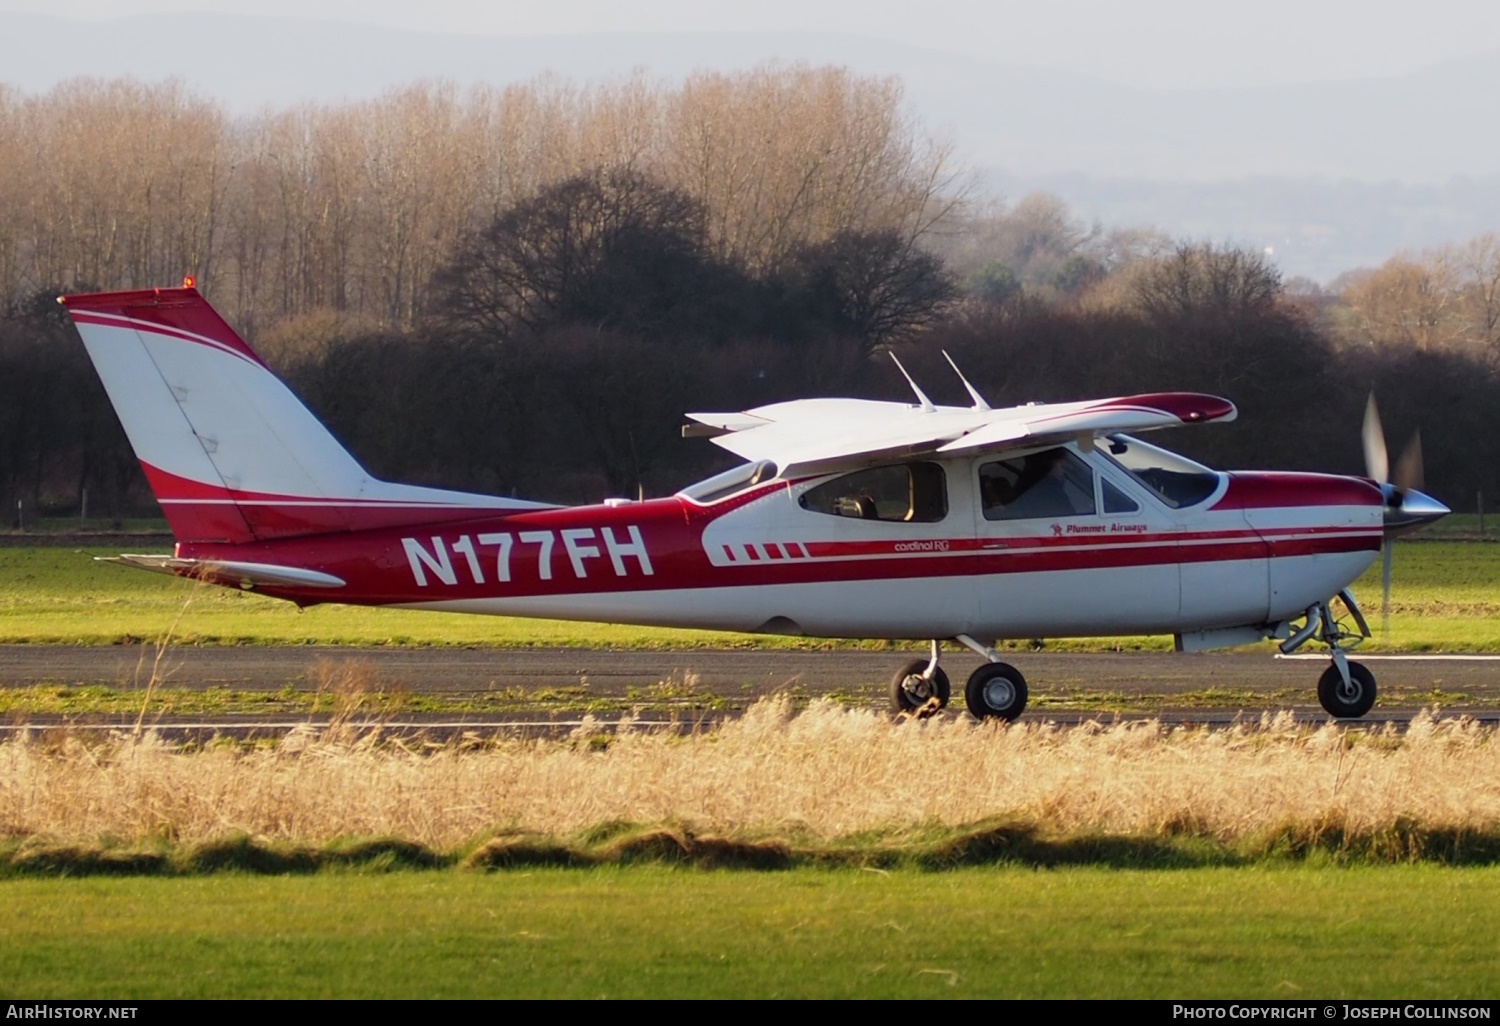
<box><xmin>685</xmin><ymin>392</ymin><xmax>1236</xmax><ymax>473</ymax></box>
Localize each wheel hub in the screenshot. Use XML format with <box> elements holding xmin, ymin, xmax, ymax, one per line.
<box><xmin>904</xmin><ymin>675</ymin><xmax>934</xmax><ymax>701</ymax></box>
<box><xmin>983</xmin><ymin>678</ymin><xmax>1015</xmax><ymax>709</ymax></box>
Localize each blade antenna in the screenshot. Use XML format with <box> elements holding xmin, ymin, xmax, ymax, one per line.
<box><xmin>942</xmin><ymin>350</ymin><xmax>992</xmax><ymax>411</ymax></box>
<box><xmin>888</xmin><ymin>352</ymin><xmax>936</xmax><ymax>412</ymax></box>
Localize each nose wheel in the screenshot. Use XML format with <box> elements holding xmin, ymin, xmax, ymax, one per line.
<box><xmin>1318</xmin><ymin>661</ymin><xmax>1377</xmax><ymax>719</ymax></box>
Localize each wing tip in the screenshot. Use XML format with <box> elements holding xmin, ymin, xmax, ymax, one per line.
<box><xmin>1100</xmin><ymin>392</ymin><xmax>1237</xmax><ymax>424</ymax></box>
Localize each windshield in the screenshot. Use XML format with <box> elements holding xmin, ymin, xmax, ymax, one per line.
<box><xmin>1102</xmin><ymin>434</ymin><xmax>1220</xmax><ymax>509</ymax></box>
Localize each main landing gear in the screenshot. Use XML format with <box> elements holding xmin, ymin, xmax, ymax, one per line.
<box><xmin>890</xmin><ymin>636</ymin><xmax>1028</xmax><ymax>722</ymax></box>
<box><xmin>889</xmin><ymin>641</ymin><xmax>950</xmax><ymax>716</ymax></box>
<box><xmin>1279</xmin><ymin>589</ymin><xmax>1378</xmax><ymax>719</ymax></box>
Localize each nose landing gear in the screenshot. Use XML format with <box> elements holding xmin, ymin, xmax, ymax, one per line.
<box><xmin>1280</xmin><ymin>590</ymin><xmax>1377</xmax><ymax>719</ymax></box>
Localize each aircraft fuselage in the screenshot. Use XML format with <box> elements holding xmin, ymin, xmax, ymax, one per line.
<box><xmin>179</xmin><ymin>454</ymin><xmax>1384</xmax><ymax>644</ymax></box>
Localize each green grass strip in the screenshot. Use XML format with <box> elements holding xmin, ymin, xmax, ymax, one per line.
<box><xmin>2</xmin><ymin>866</ymin><xmax>1499</xmax><ymax>997</ymax></box>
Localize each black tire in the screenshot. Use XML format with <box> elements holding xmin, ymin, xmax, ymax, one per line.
<box><xmin>889</xmin><ymin>658</ymin><xmax>950</xmax><ymax>713</ymax></box>
<box><xmin>965</xmin><ymin>662</ymin><xmax>1028</xmax><ymax>721</ymax></box>
<box><xmin>1317</xmin><ymin>661</ymin><xmax>1377</xmax><ymax>718</ymax></box>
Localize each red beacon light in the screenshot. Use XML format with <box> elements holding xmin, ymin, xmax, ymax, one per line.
<box><xmin>182</xmin><ymin>275</ymin><xmax>196</xmax><ymax>289</ymax></box>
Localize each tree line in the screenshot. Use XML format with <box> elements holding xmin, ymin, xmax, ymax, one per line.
<box><xmin>0</xmin><ymin>71</ymin><xmax>952</xmax><ymax>335</ymax></box>
<box><xmin>2</xmin><ymin>73</ymin><xmax>1498</xmax><ymax>522</ymax></box>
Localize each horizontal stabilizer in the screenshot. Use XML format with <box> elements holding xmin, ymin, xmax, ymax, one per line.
<box><xmin>99</xmin><ymin>554</ymin><xmax>346</xmax><ymax>590</ymax></box>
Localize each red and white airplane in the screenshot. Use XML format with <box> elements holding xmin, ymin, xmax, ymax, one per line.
<box><xmin>60</xmin><ymin>284</ymin><xmax>1449</xmax><ymax>721</ymax></box>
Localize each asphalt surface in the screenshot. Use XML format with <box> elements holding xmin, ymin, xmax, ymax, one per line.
<box><xmin>2</xmin><ymin>644</ymin><xmax>1498</xmax><ymax>736</ymax></box>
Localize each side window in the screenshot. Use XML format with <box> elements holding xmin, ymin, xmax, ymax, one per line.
<box><xmin>1102</xmin><ymin>476</ymin><xmax>1140</xmax><ymax>514</ymax></box>
<box><xmin>980</xmin><ymin>448</ymin><xmax>1097</xmax><ymax>522</ymax></box>
<box><xmin>798</xmin><ymin>462</ymin><xmax>947</xmax><ymax>523</ymax></box>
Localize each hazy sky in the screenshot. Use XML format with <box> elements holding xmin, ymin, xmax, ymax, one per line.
<box><xmin>5</xmin><ymin>0</ymin><xmax>1500</xmax><ymax>90</ymax></box>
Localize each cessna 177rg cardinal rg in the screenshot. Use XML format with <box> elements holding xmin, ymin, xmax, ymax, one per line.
<box><xmin>59</xmin><ymin>284</ymin><xmax>1450</xmax><ymax>721</ymax></box>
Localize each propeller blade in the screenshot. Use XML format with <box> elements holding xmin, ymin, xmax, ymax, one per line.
<box><xmin>1381</xmin><ymin>540</ymin><xmax>1393</xmax><ymax>636</ymax></box>
<box><xmin>1362</xmin><ymin>392</ymin><xmax>1389</xmax><ymax>483</ymax></box>
<box><xmin>1394</xmin><ymin>429</ymin><xmax>1424</xmax><ymax>493</ymax></box>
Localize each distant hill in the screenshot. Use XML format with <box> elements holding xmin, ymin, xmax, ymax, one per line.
<box><xmin>980</xmin><ymin>171</ymin><xmax>1500</xmax><ymax>283</ymax></box>
<box><xmin>5</xmin><ymin>11</ymin><xmax>1500</xmax><ymax>278</ymax></box>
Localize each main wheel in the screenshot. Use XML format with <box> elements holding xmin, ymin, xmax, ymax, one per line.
<box><xmin>1317</xmin><ymin>661</ymin><xmax>1377</xmax><ymax>718</ymax></box>
<box><xmin>889</xmin><ymin>659</ymin><xmax>950</xmax><ymax>713</ymax></box>
<box><xmin>965</xmin><ymin>662</ymin><xmax>1028</xmax><ymax>721</ymax></box>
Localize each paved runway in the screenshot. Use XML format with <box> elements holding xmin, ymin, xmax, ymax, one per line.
<box><xmin>2</xmin><ymin>644</ymin><xmax>1496</xmax><ymax>734</ymax></box>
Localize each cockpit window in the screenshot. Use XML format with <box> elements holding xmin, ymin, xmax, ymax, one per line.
<box><xmin>979</xmin><ymin>447</ymin><xmax>1097</xmax><ymax>521</ymax></box>
<box><xmin>798</xmin><ymin>462</ymin><xmax>947</xmax><ymax>522</ymax></box>
<box><xmin>1103</xmin><ymin>434</ymin><xmax>1220</xmax><ymax>509</ymax></box>
<box><xmin>679</xmin><ymin>459</ymin><xmax>778</xmax><ymax>504</ymax></box>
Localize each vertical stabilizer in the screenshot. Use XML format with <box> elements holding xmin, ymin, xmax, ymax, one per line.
<box><xmin>61</xmin><ymin>286</ymin><xmax>551</xmax><ymax>542</ymax></box>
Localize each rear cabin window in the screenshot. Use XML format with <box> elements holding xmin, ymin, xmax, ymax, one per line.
<box><xmin>979</xmin><ymin>448</ymin><xmax>1097</xmax><ymax>521</ymax></box>
<box><xmin>679</xmin><ymin>460</ymin><xmax>778</xmax><ymax>505</ymax></box>
<box><xmin>798</xmin><ymin>463</ymin><xmax>947</xmax><ymax>523</ymax></box>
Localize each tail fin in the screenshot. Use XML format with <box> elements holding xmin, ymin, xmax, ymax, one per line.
<box><xmin>61</xmin><ymin>286</ymin><xmax>551</xmax><ymax>543</ymax></box>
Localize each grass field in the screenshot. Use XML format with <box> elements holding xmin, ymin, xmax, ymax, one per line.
<box><xmin>2</xmin><ymin>866</ymin><xmax>1498</xmax><ymax>998</ymax></box>
<box><xmin>0</xmin><ymin>540</ymin><xmax>1495</xmax><ymax>650</ymax></box>
<box><xmin>1423</xmin><ymin>513</ymin><xmax>1500</xmax><ymax>540</ymax></box>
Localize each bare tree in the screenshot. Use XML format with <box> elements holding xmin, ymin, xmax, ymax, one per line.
<box><xmin>432</xmin><ymin>168</ymin><xmax>712</xmax><ymax>343</ymax></box>
<box><xmin>660</xmin><ymin>66</ymin><xmax>959</xmax><ymax>274</ymax></box>
<box><xmin>1458</xmin><ymin>233</ymin><xmax>1500</xmax><ymax>353</ymax></box>
<box><xmin>0</xmin><ymin>87</ymin><xmax>24</xmax><ymax>302</ymax></box>
<box><xmin>783</xmin><ymin>228</ymin><xmax>956</xmax><ymax>351</ymax></box>
<box><xmin>1130</xmin><ymin>243</ymin><xmax>1283</xmax><ymax>323</ymax></box>
<box><xmin>1339</xmin><ymin>253</ymin><xmax>1463</xmax><ymax>352</ymax></box>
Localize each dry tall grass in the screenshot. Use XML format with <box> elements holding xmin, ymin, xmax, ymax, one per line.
<box><xmin>2</xmin><ymin>700</ymin><xmax>1499</xmax><ymax>851</ymax></box>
